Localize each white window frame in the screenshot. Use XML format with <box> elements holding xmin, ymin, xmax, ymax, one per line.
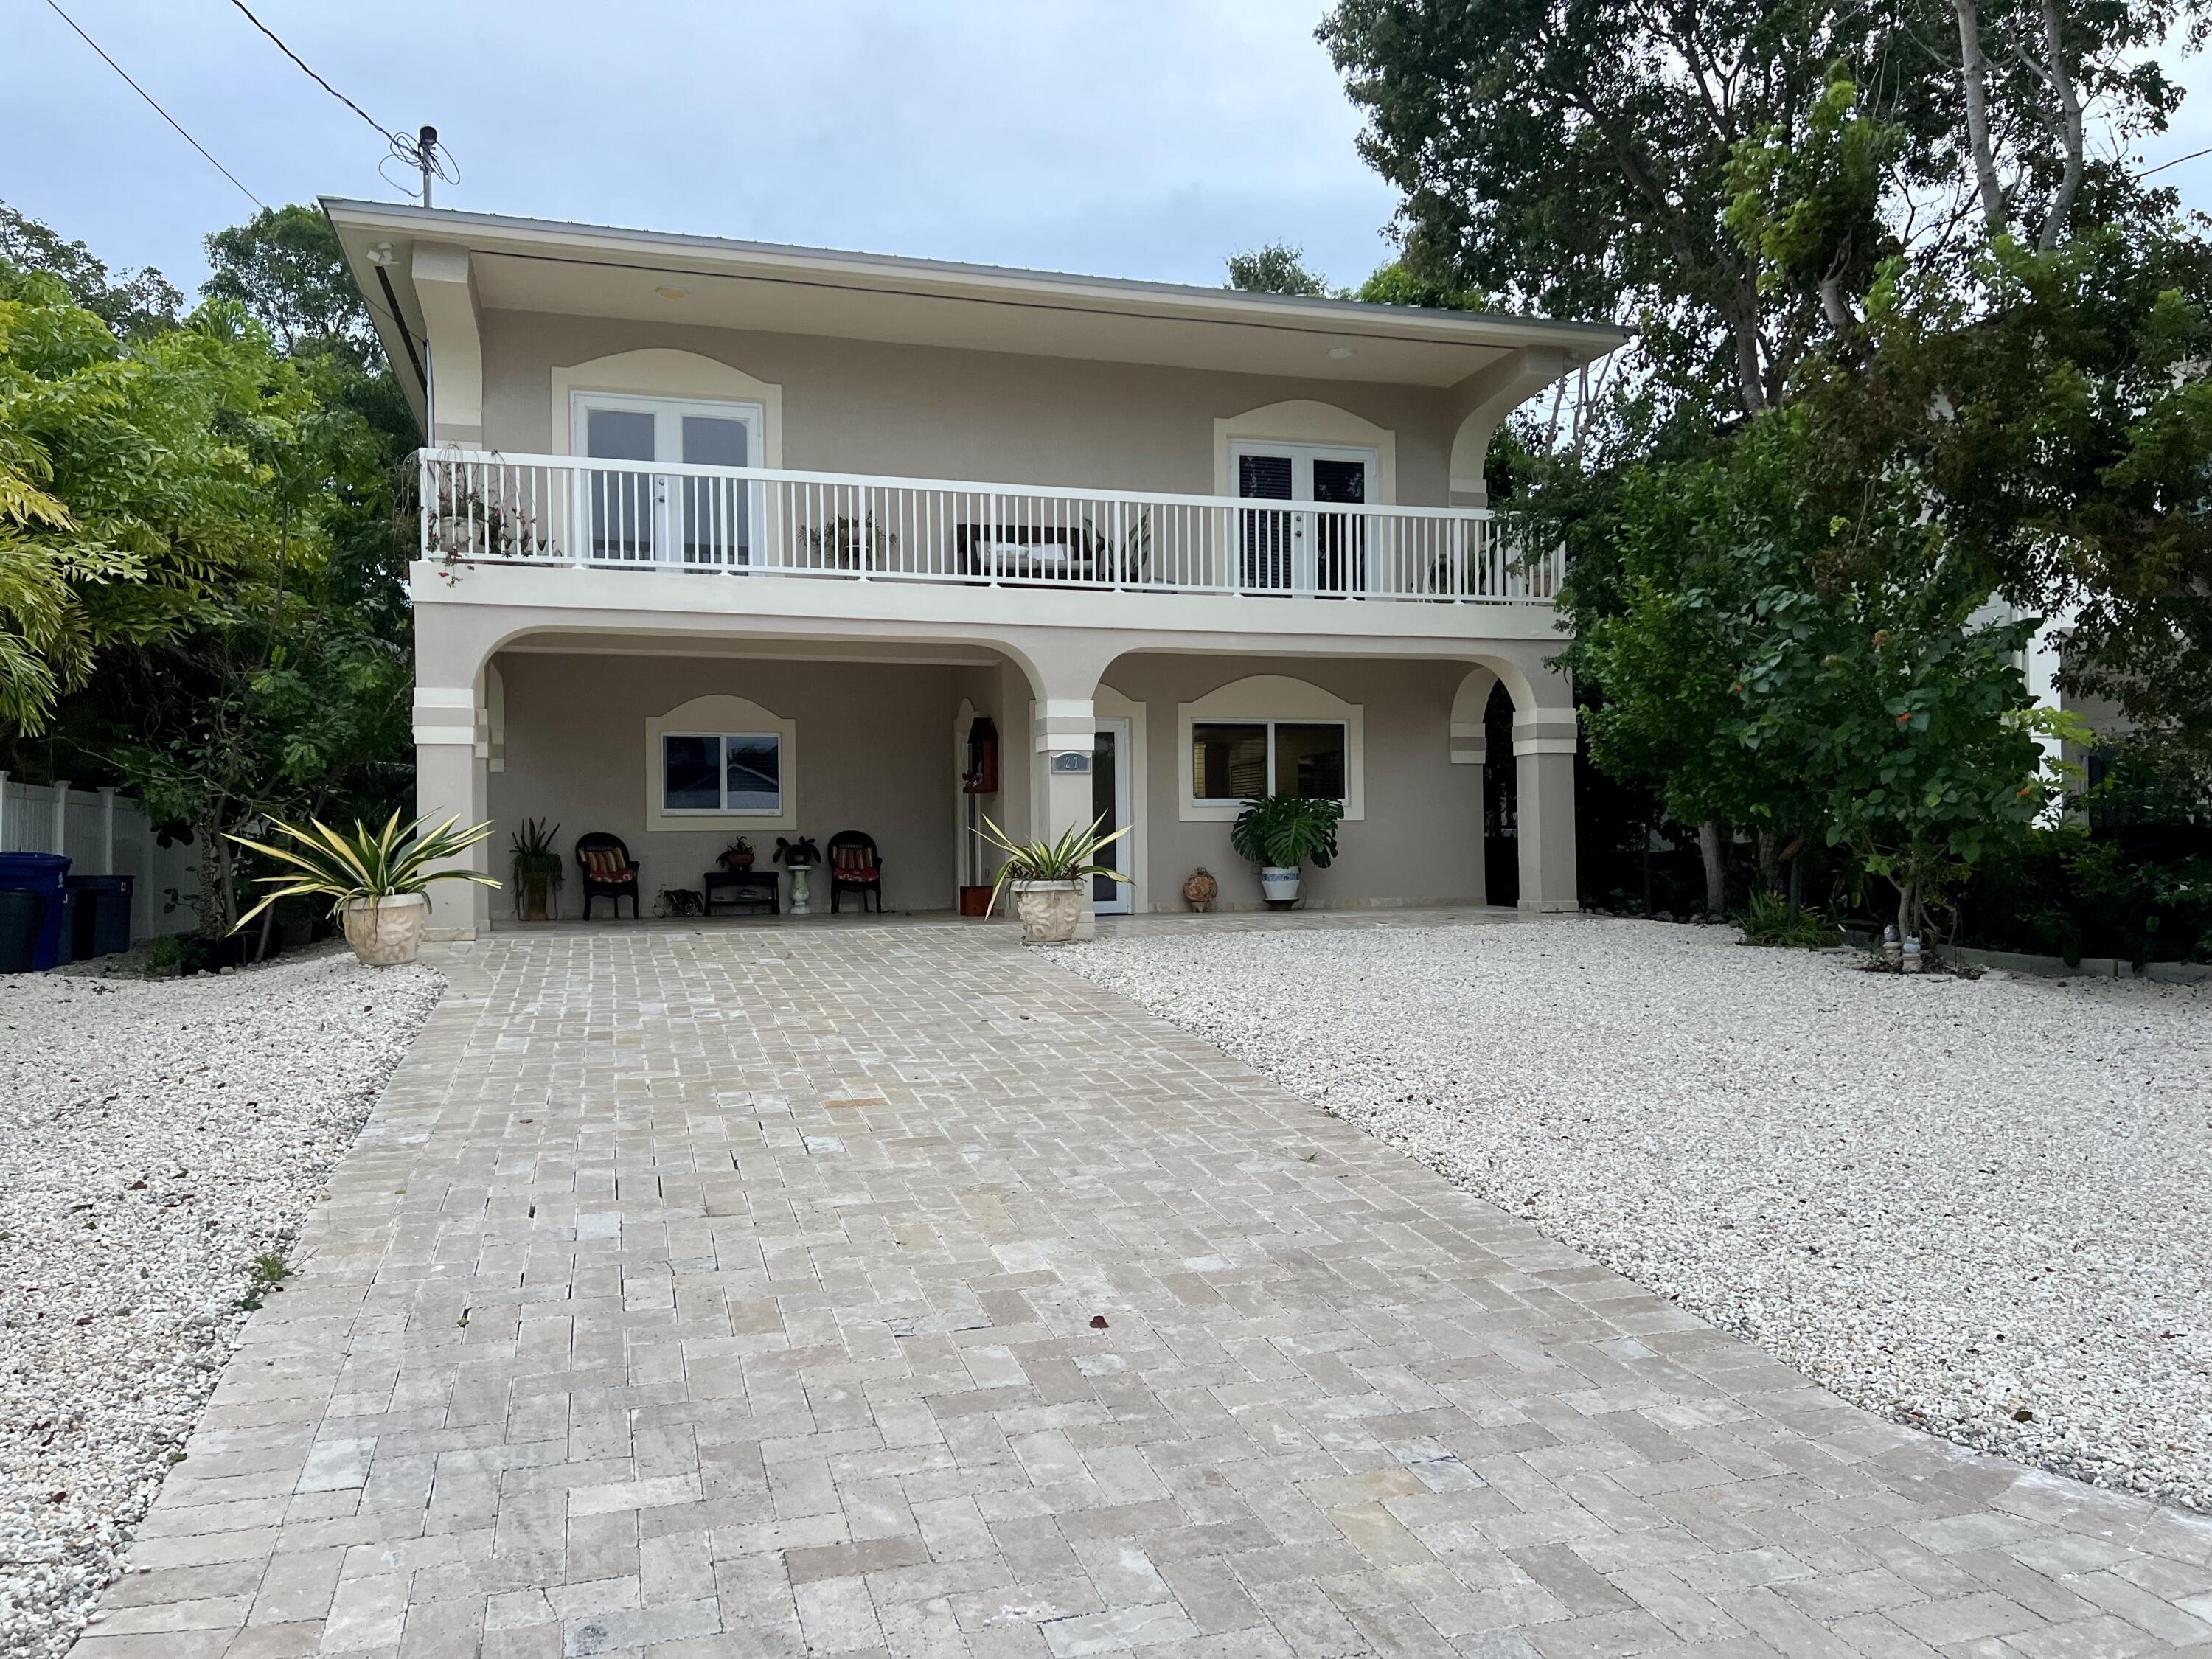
<box><xmin>646</xmin><ymin>695</ymin><xmax>797</xmax><ymax>833</ymax></box>
<box><xmin>1189</xmin><ymin>717</ymin><xmax>1350</xmax><ymax>810</ymax></box>
<box><xmin>1178</xmin><ymin>675</ymin><xmax>1365</xmax><ymax>824</ymax></box>
<box><xmin>1226</xmin><ymin>440</ymin><xmax>1377</xmax><ymax>595</ymax></box>
<box><xmin>660</xmin><ymin>731</ymin><xmax>785</xmax><ymax>817</ymax></box>
<box><xmin>571</xmin><ymin>392</ymin><xmax>765</xmax><ymax>468</ymax></box>
<box><xmin>571</xmin><ymin>392</ymin><xmax>767</xmax><ymax>568</ymax></box>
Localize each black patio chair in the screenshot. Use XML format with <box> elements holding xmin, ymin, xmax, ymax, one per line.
<box><xmin>576</xmin><ymin>832</ymin><xmax>641</xmax><ymax>919</ymax></box>
<box><xmin>827</xmin><ymin>830</ymin><xmax>884</xmax><ymax>915</ymax></box>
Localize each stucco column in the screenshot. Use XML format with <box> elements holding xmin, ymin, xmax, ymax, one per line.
<box><xmin>1031</xmin><ymin>695</ymin><xmax>1099</xmax><ymax>848</ymax></box>
<box><xmin>1021</xmin><ymin>652</ymin><xmax>1104</xmax><ymax>933</ymax></box>
<box><xmin>1514</xmin><ymin>710</ymin><xmax>1579</xmax><ymax>914</ymax></box>
<box><xmin>415</xmin><ymin>685</ymin><xmax>491</xmax><ymax>939</ymax></box>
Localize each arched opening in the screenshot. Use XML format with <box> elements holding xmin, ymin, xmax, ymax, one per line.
<box><xmin>1482</xmin><ymin>681</ymin><xmax>1519</xmax><ymax>907</ymax></box>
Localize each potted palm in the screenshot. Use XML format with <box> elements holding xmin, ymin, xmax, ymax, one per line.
<box><xmin>228</xmin><ymin>812</ymin><xmax>499</xmax><ymax>965</ymax></box>
<box><xmin>1230</xmin><ymin>794</ymin><xmax>1343</xmax><ymax>908</ymax></box>
<box><xmin>510</xmin><ymin>817</ymin><xmax>563</xmax><ymax>921</ymax></box>
<box><xmin>978</xmin><ymin>813</ymin><xmax>1129</xmax><ymax>944</ymax></box>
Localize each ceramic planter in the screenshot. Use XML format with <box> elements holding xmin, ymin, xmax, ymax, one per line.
<box><xmin>343</xmin><ymin>893</ymin><xmax>429</xmax><ymax>965</ymax></box>
<box><xmin>1259</xmin><ymin>865</ymin><xmax>1302</xmax><ymax>908</ymax></box>
<box><xmin>1011</xmin><ymin>880</ymin><xmax>1084</xmax><ymax>945</ymax></box>
<box><xmin>514</xmin><ymin>867</ymin><xmax>556</xmax><ymax>922</ymax></box>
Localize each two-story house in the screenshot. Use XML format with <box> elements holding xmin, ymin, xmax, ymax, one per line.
<box><xmin>327</xmin><ymin>200</ymin><xmax>1624</xmax><ymax>938</ymax></box>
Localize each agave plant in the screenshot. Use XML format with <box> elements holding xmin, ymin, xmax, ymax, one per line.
<box><xmin>977</xmin><ymin>813</ymin><xmax>1129</xmax><ymax>915</ymax></box>
<box><xmin>226</xmin><ymin>812</ymin><xmax>500</xmax><ymax>931</ymax></box>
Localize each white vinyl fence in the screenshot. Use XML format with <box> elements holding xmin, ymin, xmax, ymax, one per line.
<box><xmin>0</xmin><ymin>773</ymin><xmax>198</xmax><ymax>940</ymax></box>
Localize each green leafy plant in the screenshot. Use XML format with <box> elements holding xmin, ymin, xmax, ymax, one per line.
<box><xmin>226</xmin><ymin>811</ymin><xmax>498</xmax><ymax>930</ymax></box>
<box><xmin>720</xmin><ymin>835</ymin><xmax>755</xmax><ymax>868</ymax></box>
<box><xmin>978</xmin><ymin>813</ymin><xmax>1130</xmax><ymax>914</ymax></box>
<box><xmin>1229</xmin><ymin>794</ymin><xmax>1344</xmax><ymax>870</ymax></box>
<box><xmin>509</xmin><ymin>817</ymin><xmax>563</xmax><ymax>917</ymax></box>
<box><xmin>236</xmin><ymin>1251</ymin><xmax>291</xmax><ymax>1312</ymax></box>
<box><xmin>1736</xmin><ymin>890</ymin><xmax>1840</xmax><ymax>949</ymax></box>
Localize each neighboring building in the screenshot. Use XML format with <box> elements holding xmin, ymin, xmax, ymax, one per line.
<box><xmin>327</xmin><ymin>200</ymin><xmax>1625</xmax><ymax>937</ymax></box>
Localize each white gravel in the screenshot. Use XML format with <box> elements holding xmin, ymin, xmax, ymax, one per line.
<box><xmin>1064</xmin><ymin>917</ymin><xmax>2212</xmax><ymax>1512</ymax></box>
<box><xmin>0</xmin><ymin>947</ymin><xmax>441</xmax><ymax>1659</ymax></box>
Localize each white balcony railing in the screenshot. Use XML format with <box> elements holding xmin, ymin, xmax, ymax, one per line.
<box><xmin>418</xmin><ymin>450</ymin><xmax>1561</xmax><ymax>605</ymax></box>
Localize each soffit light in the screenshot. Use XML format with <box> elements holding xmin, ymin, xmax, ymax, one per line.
<box><xmin>655</xmin><ymin>285</ymin><xmax>689</xmax><ymax>300</ymax></box>
<box><xmin>1327</xmin><ymin>345</ymin><xmax>1354</xmax><ymax>359</ymax></box>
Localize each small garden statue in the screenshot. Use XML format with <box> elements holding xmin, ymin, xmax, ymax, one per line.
<box><xmin>775</xmin><ymin>836</ymin><xmax>821</xmax><ymax>914</ymax></box>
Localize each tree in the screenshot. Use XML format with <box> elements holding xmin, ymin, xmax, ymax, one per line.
<box><xmin>1851</xmin><ymin>215</ymin><xmax>2212</xmax><ymax>799</ymax></box>
<box><xmin>0</xmin><ymin>266</ymin><xmax>282</xmax><ymax>734</ymax></box>
<box><xmin>1226</xmin><ymin>243</ymin><xmax>1336</xmax><ymax>296</ymax></box>
<box><xmin>1568</xmin><ymin>425</ymin><xmax>1822</xmax><ymax>915</ymax></box>
<box><xmin>204</xmin><ymin>205</ymin><xmax>418</xmax><ymax>639</ymax></box>
<box><xmin>0</xmin><ymin>201</ymin><xmax>180</xmax><ymax>338</ymax></box>
<box><xmin>1724</xmin><ymin>490</ymin><xmax>2073</xmax><ymax>940</ymax></box>
<box><xmin>1318</xmin><ymin>0</ymin><xmax>2199</xmax><ymax>422</ymax></box>
<box><xmin>4</xmin><ymin>203</ymin><xmax>420</xmax><ymax>942</ymax></box>
<box><xmin>204</xmin><ymin>205</ymin><xmax>382</xmax><ymax>365</ymax></box>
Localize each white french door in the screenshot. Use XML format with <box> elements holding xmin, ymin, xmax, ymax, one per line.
<box><xmin>1091</xmin><ymin>717</ymin><xmax>1133</xmax><ymax>914</ymax></box>
<box><xmin>571</xmin><ymin>393</ymin><xmax>765</xmax><ymax>568</ymax></box>
<box><xmin>1230</xmin><ymin>441</ymin><xmax>1375</xmax><ymax>597</ymax></box>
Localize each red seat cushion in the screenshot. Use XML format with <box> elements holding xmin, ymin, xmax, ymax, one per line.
<box><xmin>835</xmin><ymin>864</ymin><xmax>880</xmax><ymax>883</ymax></box>
<box><xmin>580</xmin><ymin>847</ymin><xmax>632</xmax><ymax>880</ymax></box>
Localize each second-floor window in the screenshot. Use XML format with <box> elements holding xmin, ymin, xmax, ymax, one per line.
<box><xmin>574</xmin><ymin>392</ymin><xmax>765</xmax><ymax>567</ymax></box>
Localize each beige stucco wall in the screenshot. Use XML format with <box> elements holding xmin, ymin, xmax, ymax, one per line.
<box><xmin>484</xmin><ymin>644</ymin><xmax>1494</xmax><ymax>918</ymax></box>
<box><xmin>477</xmin><ymin>310</ymin><xmax>1464</xmax><ymax>504</ymax></box>
<box><xmin>489</xmin><ymin>653</ymin><xmax>961</xmax><ymax>915</ymax></box>
<box><xmin>1101</xmin><ymin>652</ymin><xmax>1488</xmax><ymax>911</ymax></box>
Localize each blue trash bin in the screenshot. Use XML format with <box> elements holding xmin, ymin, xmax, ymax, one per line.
<box><xmin>67</xmin><ymin>874</ymin><xmax>136</xmax><ymax>959</ymax></box>
<box><xmin>0</xmin><ymin>889</ymin><xmax>41</xmax><ymax>974</ymax></box>
<box><xmin>0</xmin><ymin>852</ymin><xmax>72</xmax><ymax>970</ymax></box>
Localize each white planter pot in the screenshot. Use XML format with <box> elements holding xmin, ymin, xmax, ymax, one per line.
<box><xmin>1259</xmin><ymin>866</ymin><xmax>1302</xmax><ymax>906</ymax></box>
<box><xmin>1010</xmin><ymin>880</ymin><xmax>1084</xmax><ymax>945</ymax></box>
<box><xmin>342</xmin><ymin>893</ymin><xmax>428</xmax><ymax>966</ymax></box>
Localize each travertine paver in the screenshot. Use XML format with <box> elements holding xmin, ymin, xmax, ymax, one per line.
<box><xmin>69</xmin><ymin>918</ymin><xmax>2212</xmax><ymax>1658</ymax></box>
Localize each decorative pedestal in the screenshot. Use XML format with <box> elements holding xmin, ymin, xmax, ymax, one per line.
<box><xmin>788</xmin><ymin>866</ymin><xmax>814</xmax><ymax>915</ymax></box>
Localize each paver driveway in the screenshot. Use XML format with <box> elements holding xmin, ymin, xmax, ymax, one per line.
<box><xmin>72</xmin><ymin>920</ymin><xmax>2212</xmax><ymax>1658</ymax></box>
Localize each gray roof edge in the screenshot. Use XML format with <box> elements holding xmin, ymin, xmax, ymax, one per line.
<box><xmin>320</xmin><ymin>197</ymin><xmax>1632</xmax><ymax>352</ymax></box>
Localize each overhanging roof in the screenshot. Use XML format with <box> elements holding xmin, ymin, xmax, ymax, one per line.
<box><xmin>324</xmin><ymin>198</ymin><xmax>1627</xmax><ymax>433</ymax></box>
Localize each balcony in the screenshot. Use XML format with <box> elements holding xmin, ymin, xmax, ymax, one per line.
<box><xmin>418</xmin><ymin>451</ymin><xmax>1561</xmax><ymax>607</ymax></box>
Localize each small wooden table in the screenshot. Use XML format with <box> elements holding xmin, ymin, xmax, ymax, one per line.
<box><xmin>703</xmin><ymin>868</ymin><xmax>779</xmax><ymax>916</ymax></box>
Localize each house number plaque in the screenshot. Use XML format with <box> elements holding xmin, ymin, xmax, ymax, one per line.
<box><xmin>1050</xmin><ymin>752</ymin><xmax>1092</xmax><ymax>773</ymax></box>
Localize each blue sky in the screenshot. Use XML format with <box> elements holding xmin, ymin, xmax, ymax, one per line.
<box><xmin>9</xmin><ymin>1</ymin><xmax>2211</xmax><ymax>307</ymax></box>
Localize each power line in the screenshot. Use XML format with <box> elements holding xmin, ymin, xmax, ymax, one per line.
<box><xmin>2141</xmin><ymin>142</ymin><xmax>2212</xmax><ymax>180</ymax></box>
<box><xmin>43</xmin><ymin>0</ymin><xmax>264</xmax><ymax>211</ymax></box>
<box><xmin>224</xmin><ymin>0</ymin><xmax>457</xmax><ymax>201</ymax></box>
<box><xmin>226</xmin><ymin>0</ymin><xmax>400</xmax><ymax>149</ymax></box>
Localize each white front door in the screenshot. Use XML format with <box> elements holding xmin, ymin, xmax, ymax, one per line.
<box><xmin>1229</xmin><ymin>441</ymin><xmax>1375</xmax><ymax>597</ymax></box>
<box><xmin>1091</xmin><ymin>717</ymin><xmax>1133</xmax><ymax>915</ymax></box>
<box><xmin>571</xmin><ymin>392</ymin><xmax>764</xmax><ymax>567</ymax></box>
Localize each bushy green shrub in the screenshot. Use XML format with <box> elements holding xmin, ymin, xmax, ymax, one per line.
<box><xmin>1956</xmin><ymin>827</ymin><xmax>2212</xmax><ymax>965</ymax></box>
<box><xmin>1737</xmin><ymin>890</ymin><xmax>1843</xmax><ymax>949</ymax></box>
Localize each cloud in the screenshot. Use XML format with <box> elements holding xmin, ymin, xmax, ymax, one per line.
<box><xmin>6</xmin><ymin>0</ymin><xmax>1402</xmax><ymax>293</ymax></box>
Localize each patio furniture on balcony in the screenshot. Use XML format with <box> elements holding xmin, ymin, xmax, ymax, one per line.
<box><xmin>577</xmin><ymin>833</ymin><xmax>641</xmax><ymax>919</ymax></box>
<box><xmin>418</xmin><ymin>453</ymin><xmax>1562</xmax><ymax>605</ymax></box>
<box><xmin>827</xmin><ymin>832</ymin><xmax>884</xmax><ymax>915</ymax></box>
